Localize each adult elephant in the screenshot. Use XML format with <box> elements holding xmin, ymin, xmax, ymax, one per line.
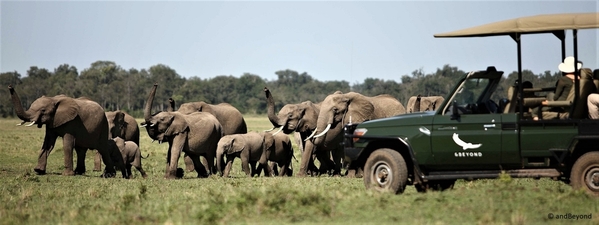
<box><xmin>167</xmin><ymin>98</ymin><xmax>247</xmax><ymax>135</ymax></box>
<box><xmin>215</xmin><ymin>132</ymin><xmax>274</xmax><ymax>177</ymax></box>
<box><xmin>264</xmin><ymin>87</ymin><xmax>335</xmax><ymax>176</ymax></box>
<box><xmin>167</xmin><ymin>97</ymin><xmax>247</xmax><ymax>172</ymax></box>
<box><xmin>309</xmin><ymin>92</ymin><xmax>406</xmax><ymax>177</ymax></box>
<box><xmin>94</xmin><ymin>110</ymin><xmax>140</xmax><ymax>171</ymax></box>
<box><xmin>406</xmin><ymin>95</ymin><xmax>445</xmax><ymax>113</ymax></box>
<box><xmin>8</xmin><ymin>85</ymin><xmax>121</xmax><ymax>177</ymax></box>
<box><xmin>143</xmin><ymin>84</ymin><xmax>223</xmax><ymax>179</ymax></box>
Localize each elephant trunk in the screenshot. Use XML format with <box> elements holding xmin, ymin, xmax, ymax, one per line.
<box><xmin>264</xmin><ymin>87</ymin><xmax>282</xmax><ymax>127</ymax></box>
<box><xmin>216</xmin><ymin>147</ymin><xmax>225</xmax><ymax>176</ymax></box>
<box><xmin>8</xmin><ymin>85</ymin><xmax>31</xmax><ymax>122</ymax></box>
<box><xmin>144</xmin><ymin>84</ymin><xmax>158</xmax><ymax>122</ymax></box>
<box><xmin>312</xmin><ymin>110</ymin><xmax>335</xmax><ymax>146</ymax></box>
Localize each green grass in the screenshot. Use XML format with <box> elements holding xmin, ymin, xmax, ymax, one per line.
<box><xmin>1</xmin><ymin>116</ymin><xmax>598</xmax><ymax>225</ymax></box>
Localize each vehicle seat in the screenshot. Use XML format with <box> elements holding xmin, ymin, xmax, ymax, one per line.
<box><xmin>541</xmin><ymin>68</ymin><xmax>596</xmax><ymax>119</ymax></box>
<box><xmin>503</xmin><ymin>85</ymin><xmax>518</xmax><ymax>113</ymax></box>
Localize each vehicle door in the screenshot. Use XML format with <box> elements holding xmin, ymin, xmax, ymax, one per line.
<box><xmin>430</xmin><ymin>75</ymin><xmax>503</xmax><ymax>170</ymax></box>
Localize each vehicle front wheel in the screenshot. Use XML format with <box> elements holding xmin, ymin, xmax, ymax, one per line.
<box><xmin>570</xmin><ymin>152</ymin><xmax>599</xmax><ymax>196</ymax></box>
<box><xmin>363</xmin><ymin>148</ymin><xmax>408</xmax><ymax>194</ymax></box>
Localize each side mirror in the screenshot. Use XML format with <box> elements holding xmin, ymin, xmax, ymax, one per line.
<box><xmin>451</xmin><ymin>100</ymin><xmax>460</xmax><ymax>120</ymax></box>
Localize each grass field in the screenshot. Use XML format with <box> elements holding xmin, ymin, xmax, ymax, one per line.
<box><xmin>0</xmin><ymin>116</ymin><xmax>598</xmax><ymax>225</ymax></box>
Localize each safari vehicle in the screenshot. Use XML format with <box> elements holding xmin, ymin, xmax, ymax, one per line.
<box><xmin>343</xmin><ymin>12</ymin><xmax>599</xmax><ymax>195</ymax></box>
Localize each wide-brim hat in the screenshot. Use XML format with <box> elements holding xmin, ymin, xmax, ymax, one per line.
<box><xmin>558</xmin><ymin>56</ymin><xmax>582</xmax><ymax>73</ymax></box>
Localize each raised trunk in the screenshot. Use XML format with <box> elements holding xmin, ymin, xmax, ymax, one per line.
<box><xmin>167</xmin><ymin>98</ymin><xmax>175</xmax><ymax>112</ymax></box>
<box><xmin>144</xmin><ymin>84</ymin><xmax>158</xmax><ymax>122</ymax></box>
<box><xmin>264</xmin><ymin>87</ymin><xmax>282</xmax><ymax>127</ymax></box>
<box><xmin>8</xmin><ymin>85</ymin><xmax>31</xmax><ymax>121</ymax></box>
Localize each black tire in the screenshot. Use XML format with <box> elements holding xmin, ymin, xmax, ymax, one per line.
<box><xmin>570</xmin><ymin>152</ymin><xmax>599</xmax><ymax>196</ymax></box>
<box><xmin>363</xmin><ymin>148</ymin><xmax>408</xmax><ymax>194</ymax></box>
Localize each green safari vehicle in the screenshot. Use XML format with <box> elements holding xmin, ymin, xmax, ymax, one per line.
<box><xmin>343</xmin><ymin>12</ymin><xmax>599</xmax><ymax>196</ymax></box>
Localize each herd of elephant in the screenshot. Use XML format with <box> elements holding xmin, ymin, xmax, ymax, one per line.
<box><xmin>7</xmin><ymin>84</ymin><xmax>443</xmax><ymax>179</ymax></box>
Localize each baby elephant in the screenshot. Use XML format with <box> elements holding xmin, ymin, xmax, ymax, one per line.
<box><xmin>216</xmin><ymin>132</ymin><xmax>274</xmax><ymax>177</ymax></box>
<box><xmin>269</xmin><ymin>132</ymin><xmax>294</xmax><ymax>176</ymax></box>
<box><xmin>108</xmin><ymin>137</ymin><xmax>148</xmax><ymax>179</ymax></box>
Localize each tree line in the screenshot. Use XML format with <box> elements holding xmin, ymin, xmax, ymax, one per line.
<box><xmin>0</xmin><ymin>60</ymin><xmax>562</xmax><ymax>118</ymax></box>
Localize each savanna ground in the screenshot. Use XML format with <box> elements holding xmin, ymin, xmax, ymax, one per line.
<box><xmin>0</xmin><ymin>116</ymin><xmax>598</xmax><ymax>225</ymax></box>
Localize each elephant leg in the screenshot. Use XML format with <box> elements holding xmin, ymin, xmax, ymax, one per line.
<box><xmin>202</xmin><ymin>154</ymin><xmax>216</xmax><ymax>176</ymax></box>
<box><xmin>165</xmin><ymin>148</ymin><xmax>171</xmax><ymax>172</ymax></box>
<box><xmin>61</xmin><ymin>134</ymin><xmax>76</xmax><ymax>176</ymax></box>
<box><xmin>184</xmin><ymin>153</ymin><xmax>195</xmax><ymax>172</ymax></box>
<box><xmin>93</xmin><ymin>150</ymin><xmax>102</xmax><ymax>171</ymax></box>
<box><xmin>269</xmin><ymin>161</ymin><xmax>279</xmax><ymax>176</ymax></box>
<box><xmin>241</xmin><ymin>157</ymin><xmax>251</xmax><ymax>177</ymax></box>
<box><xmin>34</xmin><ymin>133</ymin><xmax>57</xmax><ymax>175</ymax></box>
<box><xmin>165</xmin><ymin>137</ymin><xmax>184</xmax><ymax>179</ymax></box>
<box><xmin>74</xmin><ymin>147</ymin><xmax>88</xmax><ymax>175</ymax></box>
<box><xmin>191</xmin><ymin>154</ymin><xmax>208</xmax><ymax>178</ymax></box>
<box><xmin>332</xmin><ymin>146</ymin><xmax>344</xmax><ymax>176</ymax></box>
<box><xmin>132</xmin><ymin>156</ymin><xmax>148</xmax><ymax>178</ymax></box>
<box><xmin>316</xmin><ymin>150</ymin><xmax>335</xmax><ymax>176</ymax></box>
<box><xmin>250</xmin><ymin>161</ymin><xmax>259</xmax><ymax>177</ymax></box>
<box><xmin>297</xmin><ymin>141</ymin><xmax>316</xmax><ymax>177</ymax></box>
<box><xmin>126</xmin><ymin>164</ymin><xmax>133</xmax><ymax>179</ymax></box>
<box><xmin>223</xmin><ymin>155</ymin><xmax>235</xmax><ymax>177</ymax></box>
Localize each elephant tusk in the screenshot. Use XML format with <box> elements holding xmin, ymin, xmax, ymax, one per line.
<box><xmin>304</xmin><ymin>129</ymin><xmax>317</xmax><ymax>141</ymax></box>
<box><xmin>16</xmin><ymin>121</ymin><xmax>26</xmax><ymax>126</ymax></box>
<box><xmin>140</xmin><ymin>124</ymin><xmax>147</xmax><ymax>127</ymax></box>
<box><xmin>272</xmin><ymin>126</ymin><xmax>284</xmax><ymax>135</ymax></box>
<box><xmin>149</xmin><ymin>123</ymin><xmax>156</xmax><ymax>127</ymax></box>
<box><xmin>313</xmin><ymin>124</ymin><xmax>331</xmax><ymax>139</ymax></box>
<box><xmin>25</xmin><ymin>121</ymin><xmax>36</xmax><ymax>127</ymax></box>
<box><xmin>264</xmin><ymin>127</ymin><xmax>277</xmax><ymax>132</ymax></box>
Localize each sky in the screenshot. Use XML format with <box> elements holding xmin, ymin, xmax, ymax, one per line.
<box><xmin>1</xmin><ymin>1</ymin><xmax>597</xmax><ymax>84</ymax></box>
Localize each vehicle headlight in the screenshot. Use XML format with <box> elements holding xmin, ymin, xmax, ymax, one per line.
<box><xmin>353</xmin><ymin>128</ymin><xmax>367</xmax><ymax>142</ymax></box>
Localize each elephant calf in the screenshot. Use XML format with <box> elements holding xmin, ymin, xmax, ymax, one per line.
<box><xmin>216</xmin><ymin>132</ymin><xmax>274</xmax><ymax>177</ymax></box>
<box><xmin>268</xmin><ymin>132</ymin><xmax>294</xmax><ymax>177</ymax></box>
<box><xmin>108</xmin><ymin>137</ymin><xmax>148</xmax><ymax>179</ymax></box>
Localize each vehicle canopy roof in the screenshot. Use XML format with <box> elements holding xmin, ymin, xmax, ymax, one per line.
<box><xmin>433</xmin><ymin>12</ymin><xmax>598</xmax><ymax>119</ymax></box>
<box><xmin>434</xmin><ymin>12</ymin><xmax>599</xmax><ymax>37</ymax></box>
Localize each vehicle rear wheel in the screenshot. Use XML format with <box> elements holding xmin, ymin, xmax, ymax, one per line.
<box><xmin>570</xmin><ymin>152</ymin><xmax>599</xmax><ymax>196</ymax></box>
<box><xmin>363</xmin><ymin>148</ymin><xmax>408</xmax><ymax>194</ymax></box>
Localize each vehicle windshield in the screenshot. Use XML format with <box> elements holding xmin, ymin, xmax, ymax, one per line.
<box><xmin>445</xmin><ymin>77</ymin><xmax>499</xmax><ymax>115</ymax></box>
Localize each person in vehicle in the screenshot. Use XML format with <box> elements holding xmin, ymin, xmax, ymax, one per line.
<box><xmin>587</xmin><ymin>93</ymin><xmax>599</xmax><ymax>119</ymax></box>
<box><xmin>532</xmin><ymin>56</ymin><xmax>582</xmax><ymax>120</ymax></box>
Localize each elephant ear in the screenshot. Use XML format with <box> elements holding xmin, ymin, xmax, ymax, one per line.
<box><xmin>115</xmin><ymin>111</ymin><xmax>126</xmax><ymax>125</ymax></box>
<box><xmin>52</xmin><ymin>97</ymin><xmax>79</xmax><ymax>128</ymax></box>
<box><xmin>165</xmin><ymin>114</ymin><xmax>188</xmax><ymax>136</ymax></box>
<box><xmin>345</xmin><ymin>93</ymin><xmax>374</xmax><ymax>124</ymax></box>
<box><xmin>262</xmin><ymin>132</ymin><xmax>274</xmax><ymax>160</ymax></box>
<box><xmin>263</xmin><ymin>132</ymin><xmax>274</xmax><ymax>151</ymax></box>
<box><xmin>230</xmin><ymin>137</ymin><xmax>245</xmax><ymax>154</ymax></box>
